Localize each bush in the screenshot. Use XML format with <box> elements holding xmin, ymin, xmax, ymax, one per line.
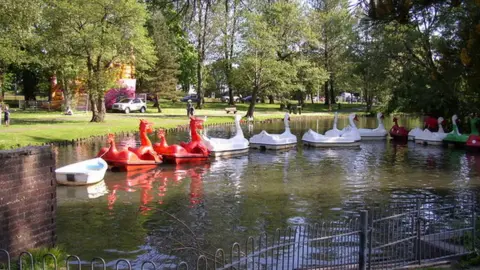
<box><xmin>0</xmin><ymin>247</ymin><xmax>68</xmax><ymax>270</ymax></box>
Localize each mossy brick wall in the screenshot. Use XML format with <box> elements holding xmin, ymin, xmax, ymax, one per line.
<box><xmin>0</xmin><ymin>146</ymin><xmax>56</xmax><ymax>257</ymax></box>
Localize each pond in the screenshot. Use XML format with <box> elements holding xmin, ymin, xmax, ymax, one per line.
<box><xmin>54</xmin><ymin>115</ymin><xmax>480</xmax><ymax>264</ymax></box>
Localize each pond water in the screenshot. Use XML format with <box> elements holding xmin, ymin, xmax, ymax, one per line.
<box><xmin>54</xmin><ymin>115</ymin><xmax>480</xmax><ymax>264</ymax></box>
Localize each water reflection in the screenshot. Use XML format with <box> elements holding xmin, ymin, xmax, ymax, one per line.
<box><xmin>106</xmin><ymin>164</ymin><xmax>211</xmax><ymax>215</ymax></box>
<box><xmin>54</xmin><ymin>116</ymin><xmax>480</xmax><ymax>261</ymax></box>
<box><xmin>57</xmin><ymin>181</ymin><xmax>109</xmax><ymax>205</ymax></box>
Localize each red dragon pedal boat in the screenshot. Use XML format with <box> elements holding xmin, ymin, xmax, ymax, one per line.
<box><xmin>153</xmin><ymin>116</ymin><xmax>210</xmax><ymax>164</ymax></box>
<box><xmin>389</xmin><ymin>116</ymin><xmax>410</xmax><ymax>141</ymax></box>
<box><xmin>97</xmin><ymin>120</ymin><xmax>162</xmax><ymax>171</ymax></box>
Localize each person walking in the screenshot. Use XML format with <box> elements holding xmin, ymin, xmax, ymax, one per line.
<box><xmin>187</xmin><ymin>100</ymin><xmax>194</xmax><ymax>117</ymax></box>
<box><xmin>4</xmin><ymin>106</ymin><xmax>10</xmax><ymax>127</ymax></box>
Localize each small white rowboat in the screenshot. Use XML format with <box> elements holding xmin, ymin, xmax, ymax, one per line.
<box><xmin>55</xmin><ymin>158</ymin><xmax>108</xmax><ymax>186</ymax></box>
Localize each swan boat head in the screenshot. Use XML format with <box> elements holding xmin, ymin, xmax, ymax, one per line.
<box><xmin>349</xmin><ymin>113</ymin><xmax>359</xmax><ymax>128</ymax></box>
<box><xmin>284</xmin><ymin>113</ymin><xmax>291</xmax><ymax>129</ymax></box>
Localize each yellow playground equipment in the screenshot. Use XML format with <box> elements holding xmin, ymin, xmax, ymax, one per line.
<box><xmin>47</xmin><ymin>64</ymin><xmax>135</xmax><ymax>111</ymax></box>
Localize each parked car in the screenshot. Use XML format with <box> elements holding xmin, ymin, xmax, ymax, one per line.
<box><xmin>242</xmin><ymin>95</ymin><xmax>260</xmax><ymax>103</ymax></box>
<box><xmin>221</xmin><ymin>95</ymin><xmax>240</xmax><ymax>103</ymax></box>
<box><xmin>181</xmin><ymin>94</ymin><xmax>199</xmax><ymax>102</ymax></box>
<box><xmin>112</xmin><ymin>98</ymin><xmax>147</xmax><ymax>114</ymax></box>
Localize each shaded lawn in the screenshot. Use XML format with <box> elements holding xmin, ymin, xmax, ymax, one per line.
<box><xmin>157</xmin><ymin>100</ymin><xmax>366</xmax><ymax>113</ymax></box>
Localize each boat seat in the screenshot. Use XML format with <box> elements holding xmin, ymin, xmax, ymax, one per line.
<box><xmin>225</xmin><ymin>107</ymin><xmax>237</xmax><ymax>114</ymax></box>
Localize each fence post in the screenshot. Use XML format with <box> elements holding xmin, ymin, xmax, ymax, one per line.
<box><xmin>367</xmin><ymin>211</ymin><xmax>373</xmax><ymax>270</ymax></box>
<box><xmin>416</xmin><ymin>199</ymin><xmax>422</xmax><ymax>265</ymax></box>
<box><xmin>472</xmin><ymin>202</ymin><xmax>476</xmax><ymax>251</ymax></box>
<box><xmin>359</xmin><ymin>210</ymin><xmax>368</xmax><ymax>270</ymax></box>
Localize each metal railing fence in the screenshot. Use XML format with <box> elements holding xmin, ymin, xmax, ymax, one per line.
<box><xmin>0</xmin><ymin>199</ymin><xmax>476</xmax><ymax>270</ymax></box>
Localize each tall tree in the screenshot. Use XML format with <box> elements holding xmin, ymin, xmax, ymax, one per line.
<box><xmin>236</xmin><ymin>10</ymin><xmax>298</xmax><ymax>118</ymax></box>
<box><xmin>191</xmin><ymin>0</ymin><xmax>219</xmax><ymax>109</ymax></box>
<box><xmin>309</xmin><ymin>0</ymin><xmax>355</xmax><ymax>110</ymax></box>
<box><xmin>42</xmin><ymin>0</ymin><xmax>156</xmax><ymax>122</ymax></box>
<box><xmin>147</xmin><ymin>0</ymin><xmax>198</xmax><ymax>94</ymax></box>
<box><xmin>360</xmin><ymin>0</ymin><xmax>480</xmax><ymax>116</ymax></box>
<box><xmin>220</xmin><ymin>0</ymin><xmax>241</xmax><ymax>105</ymax></box>
<box><xmin>137</xmin><ymin>11</ymin><xmax>180</xmax><ymax>112</ymax></box>
<box><xmin>350</xmin><ymin>21</ymin><xmax>392</xmax><ymax>112</ymax></box>
<box><xmin>0</xmin><ymin>0</ymin><xmax>43</xmax><ymax>95</ymax></box>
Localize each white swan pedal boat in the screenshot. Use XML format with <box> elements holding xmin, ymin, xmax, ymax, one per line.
<box><xmin>408</xmin><ymin>127</ymin><xmax>423</xmax><ymax>141</ymax></box>
<box><xmin>358</xmin><ymin>112</ymin><xmax>388</xmax><ymax>140</ymax></box>
<box><xmin>55</xmin><ymin>158</ymin><xmax>108</xmax><ymax>186</ymax></box>
<box><xmin>202</xmin><ymin>114</ymin><xmax>249</xmax><ymax>157</ymax></box>
<box><xmin>415</xmin><ymin>117</ymin><xmax>448</xmax><ymax>145</ymax></box>
<box><xmin>302</xmin><ymin>113</ymin><xmax>361</xmax><ymax>148</ymax></box>
<box><xmin>249</xmin><ymin>113</ymin><xmax>297</xmax><ymax>150</ymax></box>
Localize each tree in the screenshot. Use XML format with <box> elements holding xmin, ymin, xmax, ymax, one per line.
<box><xmin>220</xmin><ymin>0</ymin><xmax>241</xmax><ymax>105</ymax></box>
<box><xmin>309</xmin><ymin>0</ymin><xmax>355</xmax><ymax>110</ymax></box>
<box><xmin>146</xmin><ymin>1</ymin><xmax>198</xmax><ymax>94</ymax></box>
<box><xmin>236</xmin><ymin>11</ymin><xmax>298</xmax><ymax>118</ymax></box>
<box><xmin>294</xmin><ymin>58</ymin><xmax>329</xmax><ymax>105</ymax></box>
<box><xmin>192</xmin><ymin>0</ymin><xmax>220</xmax><ymax>109</ymax></box>
<box><xmin>42</xmin><ymin>0</ymin><xmax>155</xmax><ymax>122</ymax></box>
<box><xmin>0</xmin><ymin>0</ymin><xmax>43</xmax><ymax>96</ymax></box>
<box><xmin>203</xmin><ymin>60</ymin><xmax>227</xmax><ymax>98</ymax></box>
<box><xmin>137</xmin><ymin>11</ymin><xmax>180</xmax><ymax>112</ymax></box>
<box><xmin>359</xmin><ymin>0</ymin><xmax>480</xmax><ymax>116</ymax></box>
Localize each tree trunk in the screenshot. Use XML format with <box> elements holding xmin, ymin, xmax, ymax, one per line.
<box><xmin>364</xmin><ymin>74</ymin><xmax>371</xmax><ymax>112</ymax></box>
<box><xmin>196</xmin><ymin>54</ymin><xmax>204</xmax><ymax>109</ymax></box>
<box><xmin>96</xmin><ymin>97</ymin><xmax>106</xmax><ymax>122</ymax></box>
<box><xmin>366</xmin><ymin>98</ymin><xmax>373</xmax><ymax>112</ymax></box>
<box><xmin>182</xmin><ymin>83</ymin><xmax>189</xmax><ymax>93</ymax></box>
<box><xmin>23</xmin><ymin>70</ymin><xmax>37</xmax><ymax>101</ymax></box>
<box><xmin>154</xmin><ymin>95</ymin><xmax>162</xmax><ymax>113</ymax></box>
<box><xmin>324</xmin><ymin>81</ymin><xmax>330</xmax><ymax>106</ymax></box>
<box><xmin>268</xmin><ymin>95</ymin><xmax>274</xmax><ymax>104</ymax></box>
<box><xmin>330</xmin><ymin>75</ymin><xmax>336</xmax><ymax>104</ymax></box>
<box><xmin>225</xmin><ymin>0</ymin><xmax>234</xmax><ymax>106</ymax></box>
<box><xmin>196</xmin><ymin>0</ymin><xmax>210</xmax><ymax>110</ymax></box>
<box><xmin>246</xmin><ymin>89</ymin><xmax>258</xmax><ymax>118</ymax></box>
<box><xmin>61</xmin><ymin>77</ymin><xmax>72</xmax><ymax>110</ymax></box>
<box><xmin>89</xmin><ymin>95</ymin><xmax>100</xmax><ymax>122</ymax></box>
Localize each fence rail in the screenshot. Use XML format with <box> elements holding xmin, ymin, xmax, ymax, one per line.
<box><xmin>0</xmin><ymin>200</ymin><xmax>476</xmax><ymax>270</ymax></box>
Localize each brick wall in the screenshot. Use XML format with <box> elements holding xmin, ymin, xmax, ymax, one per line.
<box><xmin>0</xmin><ymin>146</ymin><xmax>56</xmax><ymax>257</ymax></box>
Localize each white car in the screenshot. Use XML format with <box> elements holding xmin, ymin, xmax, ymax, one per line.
<box><xmin>221</xmin><ymin>95</ymin><xmax>240</xmax><ymax>103</ymax></box>
<box><xmin>112</xmin><ymin>98</ymin><xmax>147</xmax><ymax>114</ymax></box>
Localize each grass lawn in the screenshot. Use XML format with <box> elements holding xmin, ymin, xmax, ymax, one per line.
<box><xmin>0</xmin><ymin>101</ymin><xmax>368</xmax><ymax>150</ymax></box>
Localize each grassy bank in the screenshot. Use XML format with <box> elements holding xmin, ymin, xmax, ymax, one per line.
<box><xmin>0</xmin><ymin>102</ymin><xmax>367</xmax><ymax>150</ymax></box>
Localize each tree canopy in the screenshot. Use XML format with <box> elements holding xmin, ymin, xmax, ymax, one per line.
<box><xmin>0</xmin><ymin>0</ymin><xmax>478</xmax><ymax>119</ymax></box>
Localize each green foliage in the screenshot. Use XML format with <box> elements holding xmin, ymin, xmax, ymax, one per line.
<box><xmin>236</xmin><ymin>10</ymin><xmax>298</xmax><ymax>95</ymax></box>
<box><xmin>0</xmin><ymin>0</ymin><xmax>43</xmax><ymax>67</ymax></box>
<box><xmin>41</xmin><ymin>0</ymin><xmax>156</xmax><ymax>121</ymax></box>
<box><xmin>0</xmin><ymin>246</ymin><xmax>68</xmax><ymax>270</ymax></box>
<box><xmin>309</xmin><ymin>0</ymin><xmax>356</xmax><ymax>105</ymax></box>
<box><xmin>360</xmin><ymin>0</ymin><xmax>480</xmax><ymax>116</ymax></box>
<box><xmin>137</xmin><ymin>10</ymin><xmax>180</xmax><ymax>101</ymax></box>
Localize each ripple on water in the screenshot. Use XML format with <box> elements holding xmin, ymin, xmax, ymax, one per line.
<box><xmin>54</xmin><ymin>117</ymin><xmax>480</xmax><ymax>260</ymax></box>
